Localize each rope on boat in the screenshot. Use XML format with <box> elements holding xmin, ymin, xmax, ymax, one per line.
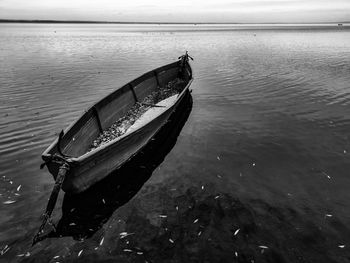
<box><xmin>178</xmin><ymin>51</ymin><xmax>193</xmax><ymax>79</ymax></box>
<box><xmin>32</xmin><ymin>161</ymin><xmax>70</xmax><ymax>246</ymax></box>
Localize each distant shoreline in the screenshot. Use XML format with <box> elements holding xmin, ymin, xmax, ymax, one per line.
<box><xmin>0</xmin><ymin>19</ymin><xmax>349</xmax><ymax>24</ymax></box>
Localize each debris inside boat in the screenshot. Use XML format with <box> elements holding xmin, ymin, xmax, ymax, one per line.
<box><xmin>89</xmin><ymin>78</ymin><xmax>185</xmax><ymax>151</ymax></box>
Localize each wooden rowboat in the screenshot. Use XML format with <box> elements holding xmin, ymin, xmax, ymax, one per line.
<box><xmin>33</xmin><ymin>53</ymin><xmax>193</xmax><ymax>244</ymax></box>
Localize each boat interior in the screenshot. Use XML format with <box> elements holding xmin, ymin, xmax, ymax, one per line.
<box><xmin>47</xmin><ymin>61</ymin><xmax>192</xmax><ymax>158</ymax></box>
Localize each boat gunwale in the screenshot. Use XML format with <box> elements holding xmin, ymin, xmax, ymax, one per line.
<box><xmin>42</xmin><ymin>60</ymin><xmax>192</xmax><ymax>165</ymax></box>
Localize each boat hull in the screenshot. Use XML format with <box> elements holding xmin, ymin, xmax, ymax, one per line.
<box><xmin>43</xmin><ymin>60</ymin><xmax>193</xmax><ymax>194</ymax></box>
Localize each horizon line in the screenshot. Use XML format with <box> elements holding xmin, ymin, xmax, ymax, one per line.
<box><xmin>0</xmin><ymin>19</ymin><xmax>349</xmax><ymax>25</ymax></box>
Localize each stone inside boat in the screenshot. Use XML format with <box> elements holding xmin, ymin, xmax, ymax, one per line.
<box><xmin>89</xmin><ymin>78</ymin><xmax>185</xmax><ymax>151</ymax></box>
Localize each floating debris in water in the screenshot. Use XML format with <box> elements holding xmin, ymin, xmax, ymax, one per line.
<box><xmin>102</xmin><ymin>199</ymin><xmax>105</xmax><ymax>204</ymax></box>
<box><xmin>325</xmin><ymin>214</ymin><xmax>333</xmax><ymax>217</ymax></box>
<box><xmin>1</xmin><ymin>245</ymin><xmax>10</xmax><ymax>255</ymax></box>
<box><xmin>235</xmin><ymin>251</ymin><xmax>238</xmax><ymax>257</ymax></box>
<box><xmin>175</xmin><ymin>206</ymin><xmax>179</xmax><ymax>211</ymax></box>
<box><xmin>159</xmin><ymin>215</ymin><xmax>167</xmax><ymax>218</ymax></box>
<box><xmin>217</xmin><ymin>156</ymin><xmax>221</xmax><ymax>161</ymax></box>
<box><xmin>3</xmin><ymin>200</ymin><xmax>16</xmax><ymax>205</ymax></box>
<box><xmin>9</xmin><ymin>181</ymin><xmax>13</xmax><ymax>184</ymax></box>
<box><xmin>69</xmin><ymin>222</ymin><xmax>76</xmax><ymax>226</ymax></box>
<box><xmin>239</xmin><ymin>172</ymin><xmax>243</xmax><ymax>177</ymax></box>
<box><xmin>252</xmin><ymin>163</ymin><xmax>256</xmax><ymax>167</ymax></box>
<box><xmin>123</xmin><ymin>249</ymin><xmax>133</xmax><ymax>252</ymax></box>
<box><xmin>17</xmin><ymin>252</ymin><xmax>31</xmax><ymax>257</ymax></box>
<box><xmin>193</xmin><ymin>219</ymin><xmax>199</xmax><ymax>223</ymax></box>
<box><xmin>234</xmin><ymin>229</ymin><xmax>240</xmax><ymax>236</ymax></box>
<box><xmin>322</xmin><ymin>172</ymin><xmax>331</xmax><ymax>179</ymax></box>
<box><xmin>338</xmin><ymin>245</ymin><xmax>345</xmax><ymax>248</ymax></box>
<box><xmin>344</xmin><ymin>150</ymin><xmax>347</xmax><ymax>154</ymax></box>
<box><xmin>198</xmin><ymin>231</ymin><xmax>202</xmax><ymax>236</ymax></box>
<box><xmin>120</xmin><ymin>232</ymin><xmax>134</xmax><ymax>239</ymax></box>
<box><xmin>100</xmin><ymin>237</ymin><xmax>104</xmax><ymax>246</ymax></box>
<box><xmin>214</xmin><ymin>195</ymin><xmax>220</xmax><ymax>199</ymax></box>
<box><xmin>259</xmin><ymin>246</ymin><xmax>268</xmax><ymax>249</ymax></box>
<box><xmin>137</xmin><ymin>251</ymin><xmax>144</xmax><ymax>255</ymax></box>
<box><xmin>201</xmin><ymin>185</ymin><xmax>204</xmax><ymax>190</ymax></box>
<box><xmin>53</xmin><ymin>255</ymin><xmax>60</xmax><ymax>259</ymax></box>
<box><xmin>216</xmin><ymin>174</ymin><xmax>222</xmax><ymax>179</ymax></box>
<box><xmin>169</xmin><ymin>238</ymin><xmax>174</xmax><ymax>243</ymax></box>
<box><xmin>77</xmin><ymin>250</ymin><xmax>83</xmax><ymax>257</ymax></box>
<box><xmin>17</xmin><ymin>185</ymin><xmax>21</xmax><ymax>191</ymax></box>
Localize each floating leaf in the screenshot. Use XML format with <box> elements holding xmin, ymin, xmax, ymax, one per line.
<box><xmin>322</xmin><ymin>171</ymin><xmax>331</xmax><ymax>179</ymax></box>
<box><xmin>1</xmin><ymin>245</ymin><xmax>9</xmax><ymax>255</ymax></box>
<box><xmin>259</xmin><ymin>246</ymin><xmax>268</xmax><ymax>249</ymax></box>
<box><xmin>120</xmin><ymin>232</ymin><xmax>134</xmax><ymax>239</ymax></box>
<box><xmin>3</xmin><ymin>200</ymin><xmax>16</xmax><ymax>205</ymax></box>
<box><xmin>193</xmin><ymin>219</ymin><xmax>199</xmax><ymax>223</ymax></box>
<box><xmin>234</xmin><ymin>229</ymin><xmax>240</xmax><ymax>236</ymax></box>
<box><xmin>338</xmin><ymin>245</ymin><xmax>345</xmax><ymax>248</ymax></box>
<box><xmin>77</xmin><ymin>250</ymin><xmax>83</xmax><ymax>257</ymax></box>
<box><xmin>17</xmin><ymin>185</ymin><xmax>21</xmax><ymax>191</ymax></box>
<box><xmin>99</xmin><ymin>237</ymin><xmax>104</xmax><ymax>246</ymax></box>
<box><xmin>169</xmin><ymin>238</ymin><xmax>174</xmax><ymax>243</ymax></box>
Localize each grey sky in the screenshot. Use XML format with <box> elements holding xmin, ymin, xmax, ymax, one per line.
<box><xmin>0</xmin><ymin>0</ymin><xmax>349</xmax><ymax>22</ymax></box>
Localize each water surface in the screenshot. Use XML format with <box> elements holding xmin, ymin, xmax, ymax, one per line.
<box><xmin>1</xmin><ymin>23</ymin><xmax>350</xmax><ymax>262</ymax></box>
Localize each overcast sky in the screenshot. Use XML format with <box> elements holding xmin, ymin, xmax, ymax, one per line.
<box><xmin>0</xmin><ymin>0</ymin><xmax>349</xmax><ymax>23</ymax></box>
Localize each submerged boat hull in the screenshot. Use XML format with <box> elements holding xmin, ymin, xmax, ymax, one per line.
<box><xmin>42</xmin><ymin>59</ymin><xmax>193</xmax><ymax>194</ymax></box>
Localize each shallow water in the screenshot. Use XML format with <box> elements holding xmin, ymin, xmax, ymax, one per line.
<box><xmin>1</xmin><ymin>23</ymin><xmax>350</xmax><ymax>262</ymax></box>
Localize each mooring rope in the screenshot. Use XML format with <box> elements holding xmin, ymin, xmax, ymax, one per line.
<box><xmin>32</xmin><ymin>162</ymin><xmax>70</xmax><ymax>245</ymax></box>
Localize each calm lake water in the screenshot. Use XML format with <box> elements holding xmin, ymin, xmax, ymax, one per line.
<box><xmin>1</xmin><ymin>23</ymin><xmax>350</xmax><ymax>262</ymax></box>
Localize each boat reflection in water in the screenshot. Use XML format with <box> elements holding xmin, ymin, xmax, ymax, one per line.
<box><xmin>47</xmin><ymin>91</ymin><xmax>192</xmax><ymax>240</ymax></box>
